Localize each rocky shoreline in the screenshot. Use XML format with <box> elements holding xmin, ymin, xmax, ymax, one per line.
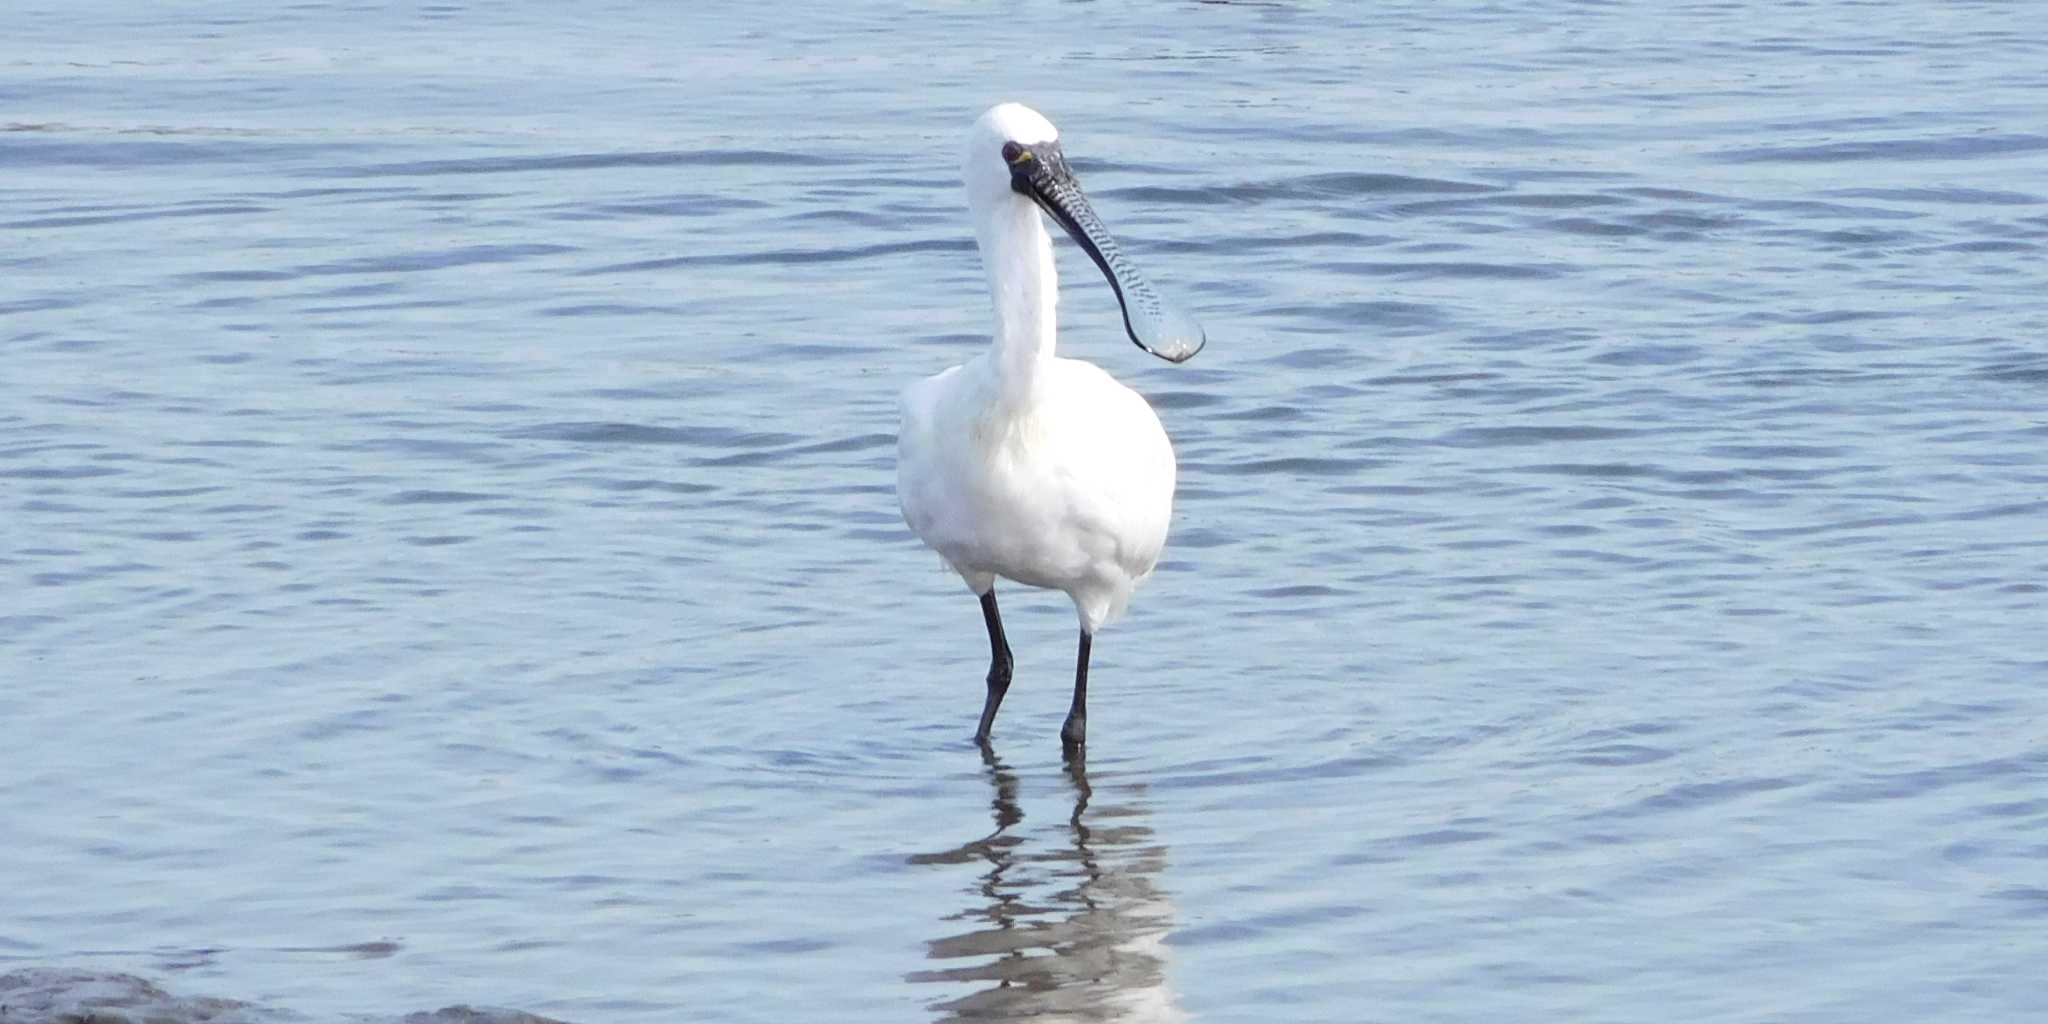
<box><xmin>0</xmin><ymin>969</ymin><xmax>572</xmax><ymax>1024</ymax></box>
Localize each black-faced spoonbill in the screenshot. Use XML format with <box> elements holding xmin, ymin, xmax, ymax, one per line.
<box><xmin>897</xmin><ymin>103</ymin><xmax>1207</xmax><ymax>753</ymax></box>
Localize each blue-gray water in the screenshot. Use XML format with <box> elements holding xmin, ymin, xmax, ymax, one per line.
<box><xmin>5</xmin><ymin>2</ymin><xmax>2046</xmax><ymax>1021</ymax></box>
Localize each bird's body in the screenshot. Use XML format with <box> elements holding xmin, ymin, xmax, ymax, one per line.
<box><xmin>898</xmin><ymin>351</ymin><xmax>1174</xmax><ymax>634</ymax></box>
<box><xmin>896</xmin><ymin>103</ymin><xmax>1206</xmax><ymax>751</ymax></box>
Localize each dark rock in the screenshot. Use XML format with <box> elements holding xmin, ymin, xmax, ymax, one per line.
<box><xmin>0</xmin><ymin>970</ymin><xmax>571</xmax><ymax>1024</ymax></box>
<box><xmin>0</xmin><ymin>968</ymin><xmax>287</xmax><ymax>1023</ymax></box>
<box><xmin>387</xmin><ymin>1010</ymin><xmax>569</xmax><ymax>1024</ymax></box>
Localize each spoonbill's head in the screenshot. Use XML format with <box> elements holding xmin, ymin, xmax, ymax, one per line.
<box><xmin>963</xmin><ymin>102</ymin><xmax>1207</xmax><ymax>364</ymax></box>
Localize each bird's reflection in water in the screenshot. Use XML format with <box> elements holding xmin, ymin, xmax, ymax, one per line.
<box><xmin>907</xmin><ymin>748</ymin><xmax>1183</xmax><ymax>1022</ymax></box>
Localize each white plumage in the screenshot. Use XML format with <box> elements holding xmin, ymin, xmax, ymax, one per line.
<box><xmin>897</xmin><ymin>344</ymin><xmax>1174</xmax><ymax>634</ymax></box>
<box><xmin>897</xmin><ymin>103</ymin><xmax>1204</xmax><ymax>750</ymax></box>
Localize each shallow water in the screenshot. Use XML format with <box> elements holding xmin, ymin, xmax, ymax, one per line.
<box><xmin>5</xmin><ymin>2</ymin><xmax>2047</xmax><ymax>1021</ymax></box>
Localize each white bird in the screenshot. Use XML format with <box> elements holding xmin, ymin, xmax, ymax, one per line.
<box><xmin>897</xmin><ymin>103</ymin><xmax>1207</xmax><ymax>752</ymax></box>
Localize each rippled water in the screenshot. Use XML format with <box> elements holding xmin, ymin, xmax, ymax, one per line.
<box><xmin>6</xmin><ymin>2</ymin><xmax>2047</xmax><ymax>1021</ymax></box>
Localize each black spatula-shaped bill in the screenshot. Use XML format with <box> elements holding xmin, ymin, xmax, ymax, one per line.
<box><xmin>1014</xmin><ymin>144</ymin><xmax>1207</xmax><ymax>364</ymax></box>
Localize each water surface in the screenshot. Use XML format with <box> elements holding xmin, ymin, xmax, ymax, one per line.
<box><xmin>5</xmin><ymin>2</ymin><xmax>2046</xmax><ymax>1021</ymax></box>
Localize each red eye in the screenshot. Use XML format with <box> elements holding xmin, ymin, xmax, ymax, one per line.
<box><xmin>1001</xmin><ymin>142</ymin><xmax>1023</xmax><ymax>162</ymax></box>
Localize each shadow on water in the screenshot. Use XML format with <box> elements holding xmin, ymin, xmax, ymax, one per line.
<box><xmin>906</xmin><ymin>749</ymin><xmax>1183</xmax><ymax>1023</ymax></box>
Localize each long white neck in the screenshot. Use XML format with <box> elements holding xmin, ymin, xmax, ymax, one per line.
<box><xmin>973</xmin><ymin>198</ymin><xmax>1058</xmax><ymax>406</ymax></box>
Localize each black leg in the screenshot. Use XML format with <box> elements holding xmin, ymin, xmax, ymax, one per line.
<box><xmin>973</xmin><ymin>589</ymin><xmax>1014</xmax><ymax>743</ymax></box>
<box><xmin>1061</xmin><ymin>630</ymin><xmax>1091</xmax><ymax>752</ymax></box>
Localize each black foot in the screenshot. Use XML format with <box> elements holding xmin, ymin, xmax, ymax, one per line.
<box><xmin>1060</xmin><ymin>713</ymin><xmax>1086</xmax><ymax>752</ymax></box>
<box><xmin>1062</xmin><ymin>630</ymin><xmax>1091</xmax><ymax>753</ymax></box>
<box><xmin>974</xmin><ymin>666</ymin><xmax>1010</xmax><ymax>744</ymax></box>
